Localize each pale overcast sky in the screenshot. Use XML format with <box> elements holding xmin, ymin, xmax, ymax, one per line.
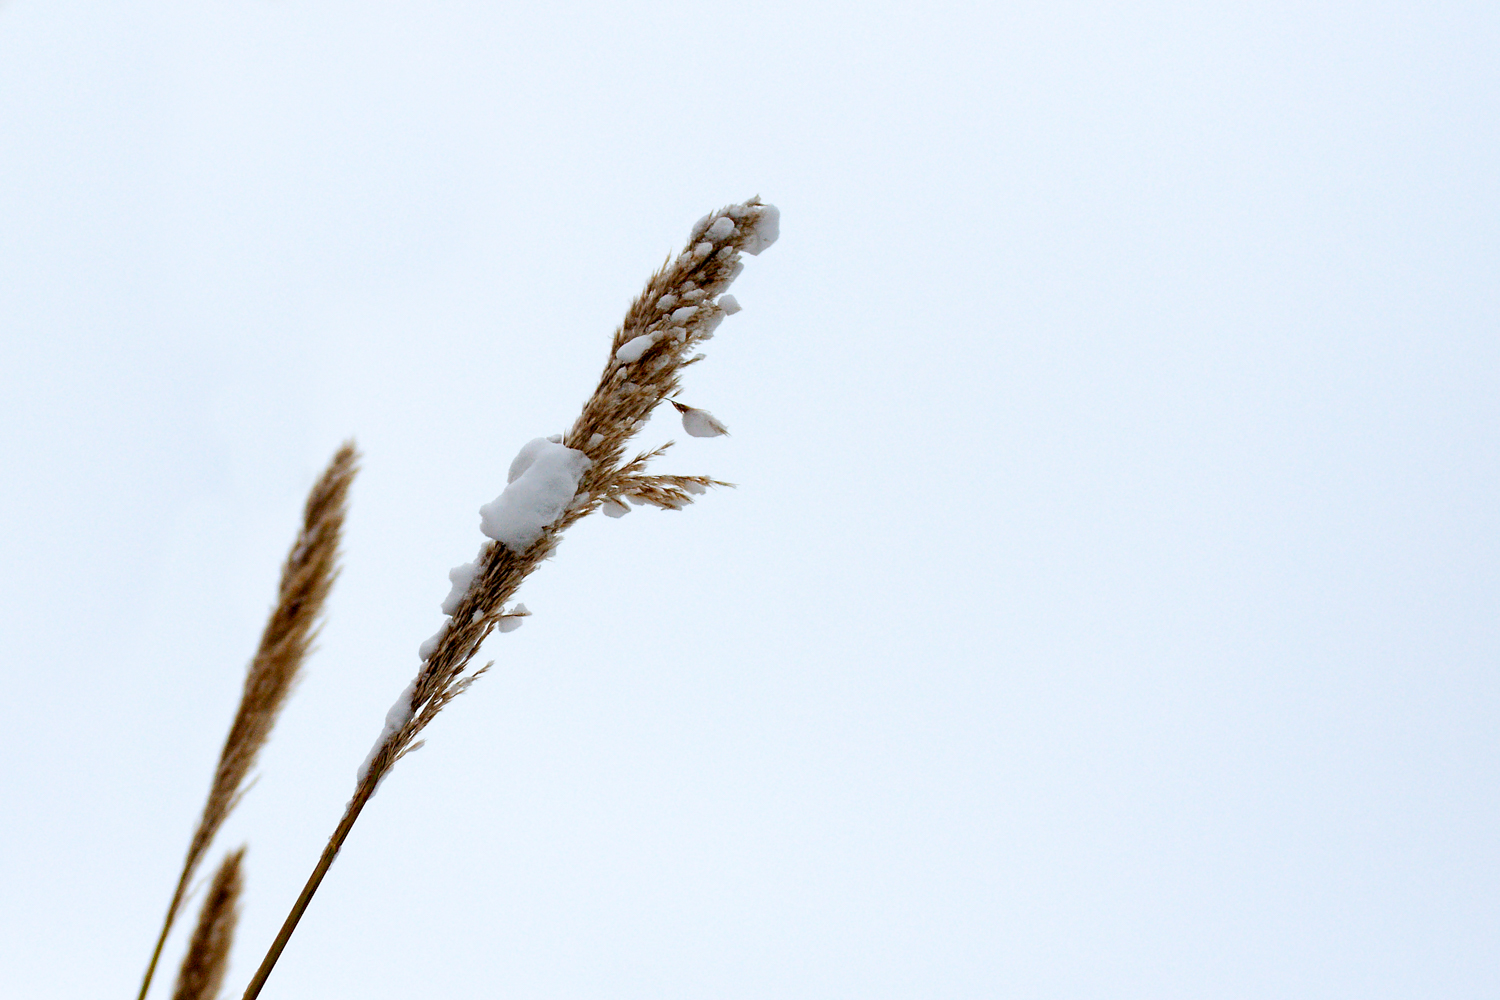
<box><xmin>3</xmin><ymin>1</ymin><xmax>1497</xmax><ymax>998</ymax></box>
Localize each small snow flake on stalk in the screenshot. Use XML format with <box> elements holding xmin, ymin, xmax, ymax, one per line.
<box><xmin>495</xmin><ymin>603</ymin><xmax>529</xmax><ymax>633</ymax></box>
<box><xmin>670</xmin><ymin>400</ymin><xmax>730</xmax><ymax>438</ymax></box>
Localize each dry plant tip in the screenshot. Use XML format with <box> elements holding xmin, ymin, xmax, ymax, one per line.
<box><xmin>170</xmin><ymin>848</ymin><xmax>245</xmax><ymax>1000</ymax></box>
<box><xmin>138</xmin><ymin>444</ymin><xmax>358</xmax><ymax>1000</ymax></box>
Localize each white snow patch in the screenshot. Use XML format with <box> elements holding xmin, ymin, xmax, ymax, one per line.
<box><xmin>671</xmin><ymin>305</ymin><xmax>698</xmax><ymax>324</ymax></box>
<box><xmin>717</xmin><ymin>294</ymin><xmax>741</xmax><ymax>314</ymax></box>
<box><xmin>602</xmin><ymin>498</ymin><xmax>630</xmax><ymax>518</ymax></box>
<box><xmin>358</xmin><ymin>679</ymin><xmax>416</xmax><ymax>787</ymax></box>
<box><xmin>615</xmin><ymin>334</ymin><xmax>656</xmax><ymax>363</ymax></box>
<box><xmin>682</xmin><ymin>481</ymin><xmax>708</xmax><ymax>495</ymax></box>
<box><xmin>480</xmin><ymin>440</ymin><xmax>593</xmax><ymax>552</ymax></box>
<box><xmin>419</xmin><ymin>621</ymin><xmax>449</xmax><ymax>660</ymax></box>
<box><xmin>680</xmin><ymin>406</ymin><xmax>729</xmax><ymax>438</ymax></box>
<box><xmin>385</xmin><ymin>681</ymin><xmax>416</xmax><ymax>731</ymax></box>
<box><xmin>441</xmin><ymin>562</ymin><xmax>479</xmax><ymax>615</ymax></box>
<box><xmin>741</xmin><ymin>204</ymin><xmax>779</xmax><ymax>255</ymax></box>
<box><xmin>588</xmin><ymin>433</ymin><xmax>605</xmax><ymax>448</ymax></box>
<box><xmin>706</xmin><ymin>216</ymin><xmax>735</xmax><ymax>241</ymax></box>
<box><xmin>507</xmin><ymin>437</ymin><xmax>553</xmax><ymax>484</ymax></box>
<box><xmin>656</xmin><ymin>293</ymin><xmax>678</xmax><ymax>311</ymax></box>
<box><xmin>693</xmin><ymin>241</ymin><xmax>713</xmax><ymax>258</ymax></box>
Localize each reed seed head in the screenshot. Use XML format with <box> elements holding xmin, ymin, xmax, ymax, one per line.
<box><xmin>170</xmin><ymin>848</ymin><xmax>245</xmax><ymax>1000</ymax></box>
<box><xmin>356</xmin><ymin>199</ymin><xmax>778</xmax><ymax>793</ymax></box>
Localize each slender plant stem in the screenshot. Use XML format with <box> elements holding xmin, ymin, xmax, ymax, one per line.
<box><xmin>240</xmin><ymin>776</ymin><xmax>378</xmax><ymax>1000</ymax></box>
<box><xmin>138</xmin><ymin>873</ymin><xmax>193</xmax><ymax>1000</ymax></box>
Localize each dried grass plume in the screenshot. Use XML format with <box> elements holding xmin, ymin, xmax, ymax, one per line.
<box><xmin>138</xmin><ymin>443</ymin><xmax>359</xmax><ymax>1000</ymax></box>
<box><xmin>239</xmin><ymin>198</ymin><xmax>778</xmax><ymax>1000</ymax></box>
<box><xmin>170</xmin><ymin>848</ymin><xmax>245</xmax><ymax>1000</ymax></box>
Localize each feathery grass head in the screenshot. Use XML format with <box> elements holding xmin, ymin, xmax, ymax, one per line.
<box><xmin>563</xmin><ymin>198</ymin><xmax>774</xmax><ymax>473</ymax></box>
<box><xmin>192</xmin><ymin>442</ymin><xmax>358</xmax><ymax>862</ymax></box>
<box><xmin>240</xmin><ymin>200</ymin><xmax>777</xmax><ymax>1000</ymax></box>
<box><xmin>355</xmin><ymin>200</ymin><xmax>778</xmax><ymax>789</ymax></box>
<box><xmin>171</xmin><ymin>848</ymin><xmax>245</xmax><ymax>1000</ymax></box>
<box><xmin>139</xmin><ymin>443</ymin><xmax>358</xmax><ymax>1000</ymax></box>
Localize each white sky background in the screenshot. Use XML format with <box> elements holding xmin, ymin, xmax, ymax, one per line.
<box><xmin>2</xmin><ymin>1</ymin><xmax>1497</xmax><ymax>997</ymax></box>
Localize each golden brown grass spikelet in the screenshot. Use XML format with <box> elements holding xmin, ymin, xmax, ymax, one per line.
<box><xmin>138</xmin><ymin>443</ymin><xmax>358</xmax><ymax>1000</ymax></box>
<box><xmin>194</xmin><ymin>441</ymin><xmax>359</xmax><ymax>858</ymax></box>
<box><xmin>171</xmin><ymin>848</ymin><xmax>245</xmax><ymax>1000</ymax></box>
<box><xmin>372</xmin><ymin>198</ymin><xmax>778</xmax><ymax>792</ymax></box>
<box><xmin>240</xmin><ymin>200</ymin><xmax>777</xmax><ymax>1000</ymax></box>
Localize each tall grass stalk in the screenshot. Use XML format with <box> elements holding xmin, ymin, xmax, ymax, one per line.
<box><xmin>239</xmin><ymin>197</ymin><xmax>776</xmax><ymax>999</ymax></box>
<box><xmin>137</xmin><ymin>444</ymin><xmax>358</xmax><ymax>1000</ymax></box>
<box><xmin>133</xmin><ymin>198</ymin><xmax>777</xmax><ymax>1000</ymax></box>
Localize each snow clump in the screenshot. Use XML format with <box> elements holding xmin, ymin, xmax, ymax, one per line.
<box><xmin>740</xmin><ymin>204</ymin><xmax>780</xmax><ymax>255</ymax></box>
<box><xmin>677</xmin><ymin>404</ymin><xmax>729</xmax><ymax>438</ymax></box>
<box><xmin>358</xmin><ymin>679</ymin><xmax>416</xmax><ymax>787</ymax></box>
<box><xmin>418</xmin><ymin>620</ymin><xmax>450</xmax><ymax>660</ymax></box>
<box><xmin>480</xmin><ymin>439</ymin><xmax>593</xmax><ymax>552</ymax></box>
<box><xmin>615</xmin><ymin>333</ymin><xmax>656</xmax><ymax>363</ymax></box>
<box><xmin>441</xmin><ymin>561</ymin><xmax>479</xmax><ymax>615</ymax></box>
<box><xmin>705</xmin><ymin>216</ymin><xmax>735</xmax><ymax>241</ymax></box>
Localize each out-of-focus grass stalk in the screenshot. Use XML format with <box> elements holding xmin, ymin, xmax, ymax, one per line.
<box><xmin>137</xmin><ymin>444</ymin><xmax>358</xmax><ymax>1000</ymax></box>
<box><xmin>169</xmin><ymin>848</ymin><xmax>245</xmax><ymax>1000</ymax></box>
